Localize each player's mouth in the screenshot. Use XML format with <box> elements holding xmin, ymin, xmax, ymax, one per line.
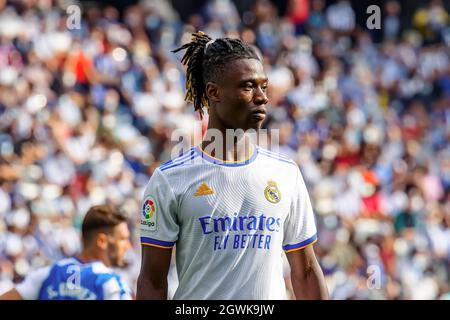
<box><xmin>250</xmin><ymin>107</ymin><xmax>267</xmax><ymax>121</ymax></box>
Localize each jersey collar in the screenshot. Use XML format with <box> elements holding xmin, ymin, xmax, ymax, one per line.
<box><xmin>194</xmin><ymin>144</ymin><xmax>258</xmax><ymax>167</ymax></box>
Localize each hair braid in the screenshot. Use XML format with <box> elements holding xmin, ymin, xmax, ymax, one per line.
<box><xmin>172</xmin><ymin>31</ymin><xmax>211</xmax><ymax>118</ymax></box>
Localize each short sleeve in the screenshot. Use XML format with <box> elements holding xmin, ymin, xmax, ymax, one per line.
<box><xmin>282</xmin><ymin>168</ymin><xmax>318</xmax><ymax>252</ymax></box>
<box><xmin>15</xmin><ymin>266</ymin><xmax>51</xmax><ymax>300</ymax></box>
<box><xmin>140</xmin><ymin>169</ymin><xmax>179</xmax><ymax>249</ymax></box>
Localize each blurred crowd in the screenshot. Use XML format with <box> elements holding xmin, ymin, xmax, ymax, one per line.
<box><xmin>0</xmin><ymin>0</ymin><xmax>449</xmax><ymax>299</ymax></box>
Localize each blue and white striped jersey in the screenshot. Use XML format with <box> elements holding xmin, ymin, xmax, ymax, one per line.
<box><xmin>16</xmin><ymin>257</ymin><xmax>132</xmax><ymax>300</ymax></box>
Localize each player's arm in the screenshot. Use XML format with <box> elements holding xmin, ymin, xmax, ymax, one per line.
<box><xmin>136</xmin><ymin>246</ymin><xmax>173</xmax><ymax>300</ymax></box>
<box><xmin>0</xmin><ymin>288</ymin><xmax>23</xmax><ymax>300</ymax></box>
<box><xmin>286</xmin><ymin>245</ymin><xmax>329</xmax><ymax>300</ymax></box>
<box><xmin>283</xmin><ymin>166</ymin><xmax>329</xmax><ymax>299</ymax></box>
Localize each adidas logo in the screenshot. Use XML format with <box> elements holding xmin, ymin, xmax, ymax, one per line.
<box><xmin>194</xmin><ymin>183</ymin><xmax>214</xmax><ymax>196</ymax></box>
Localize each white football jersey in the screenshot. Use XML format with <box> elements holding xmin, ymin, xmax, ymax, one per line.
<box><xmin>140</xmin><ymin>144</ymin><xmax>317</xmax><ymax>300</ymax></box>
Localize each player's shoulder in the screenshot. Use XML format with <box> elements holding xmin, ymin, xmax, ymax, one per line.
<box><xmin>156</xmin><ymin>146</ymin><xmax>199</xmax><ymax>175</ymax></box>
<box><xmin>46</xmin><ymin>257</ymin><xmax>80</xmax><ymax>273</ymax></box>
<box><xmin>43</xmin><ymin>258</ymin><xmax>92</xmax><ymax>283</ymax></box>
<box><xmin>89</xmin><ymin>261</ymin><xmax>115</xmax><ymax>275</ymax></box>
<box><xmin>54</xmin><ymin>257</ymin><xmax>79</xmax><ymax>267</ymax></box>
<box><xmin>53</xmin><ymin>258</ymin><xmax>113</xmax><ymax>276</ymax></box>
<box><xmin>85</xmin><ymin>262</ymin><xmax>123</xmax><ymax>284</ymax></box>
<box><xmin>255</xmin><ymin>145</ymin><xmax>298</xmax><ymax>169</ymax></box>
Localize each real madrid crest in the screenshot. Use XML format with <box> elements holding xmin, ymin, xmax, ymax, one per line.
<box><xmin>264</xmin><ymin>180</ymin><xmax>281</xmax><ymax>204</ymax></box>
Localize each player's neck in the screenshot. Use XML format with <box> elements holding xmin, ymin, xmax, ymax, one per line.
<box><xmin>78</xmin><ymin>248</ymin><xmax>110</xmax><ymax>266</ymax></box>
<box><xmin>201</xmin><ymin>125</ymin><xmax>252</xmax><ymax>162</ymax></box>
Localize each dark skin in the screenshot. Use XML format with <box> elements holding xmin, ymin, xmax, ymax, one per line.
<box><xmin>206</xmin><ymin>58</ymin><xmax>269</xmax><ymax>132</ymax></box>
<box><xmin>202</xmin><ymin>58</ymin><xmax>270</xmax><ymax>161</ymax></box>
<box><xmin>136</xmin><ymin>58</ymin><xmax>329</xmax><ymax>300</ymax></box>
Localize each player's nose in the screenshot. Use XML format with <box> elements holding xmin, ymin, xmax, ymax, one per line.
<box><xmin>254</xmin><ymin>86</ymin><xmax>269</xmax><ymax>105</ymax></box>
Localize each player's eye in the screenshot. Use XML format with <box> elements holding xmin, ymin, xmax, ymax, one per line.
<box><xmin>243</xmin><ymin>83</ymin><xmax>254</xmax><ymax>90</ymax></box>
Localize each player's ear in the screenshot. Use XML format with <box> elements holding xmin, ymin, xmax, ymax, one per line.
<box><xmin>206</xmin><ymin>81</ymin><xmax>220</xmax><ymax>103</ymax></box>
<box><xmin>96</xmin><ymin>232</ymin><xmax>108</xmax><ymax>250</ymax></box>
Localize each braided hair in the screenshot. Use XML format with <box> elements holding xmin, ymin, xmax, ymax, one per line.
<box><xmin>172</xmin><ymin>31</ymin><xmax>261</xmax><ymax>118</ymax></box>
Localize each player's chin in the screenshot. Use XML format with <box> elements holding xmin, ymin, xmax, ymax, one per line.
<box><xmin>111</xmin><ymin>258</ymin><xmax>125</xmax><ymax>268</ymax></box>
<box><xmin>245</xmin><ymin>114</ymin><xmax>266</xmax><ymax>130</ymax></box>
